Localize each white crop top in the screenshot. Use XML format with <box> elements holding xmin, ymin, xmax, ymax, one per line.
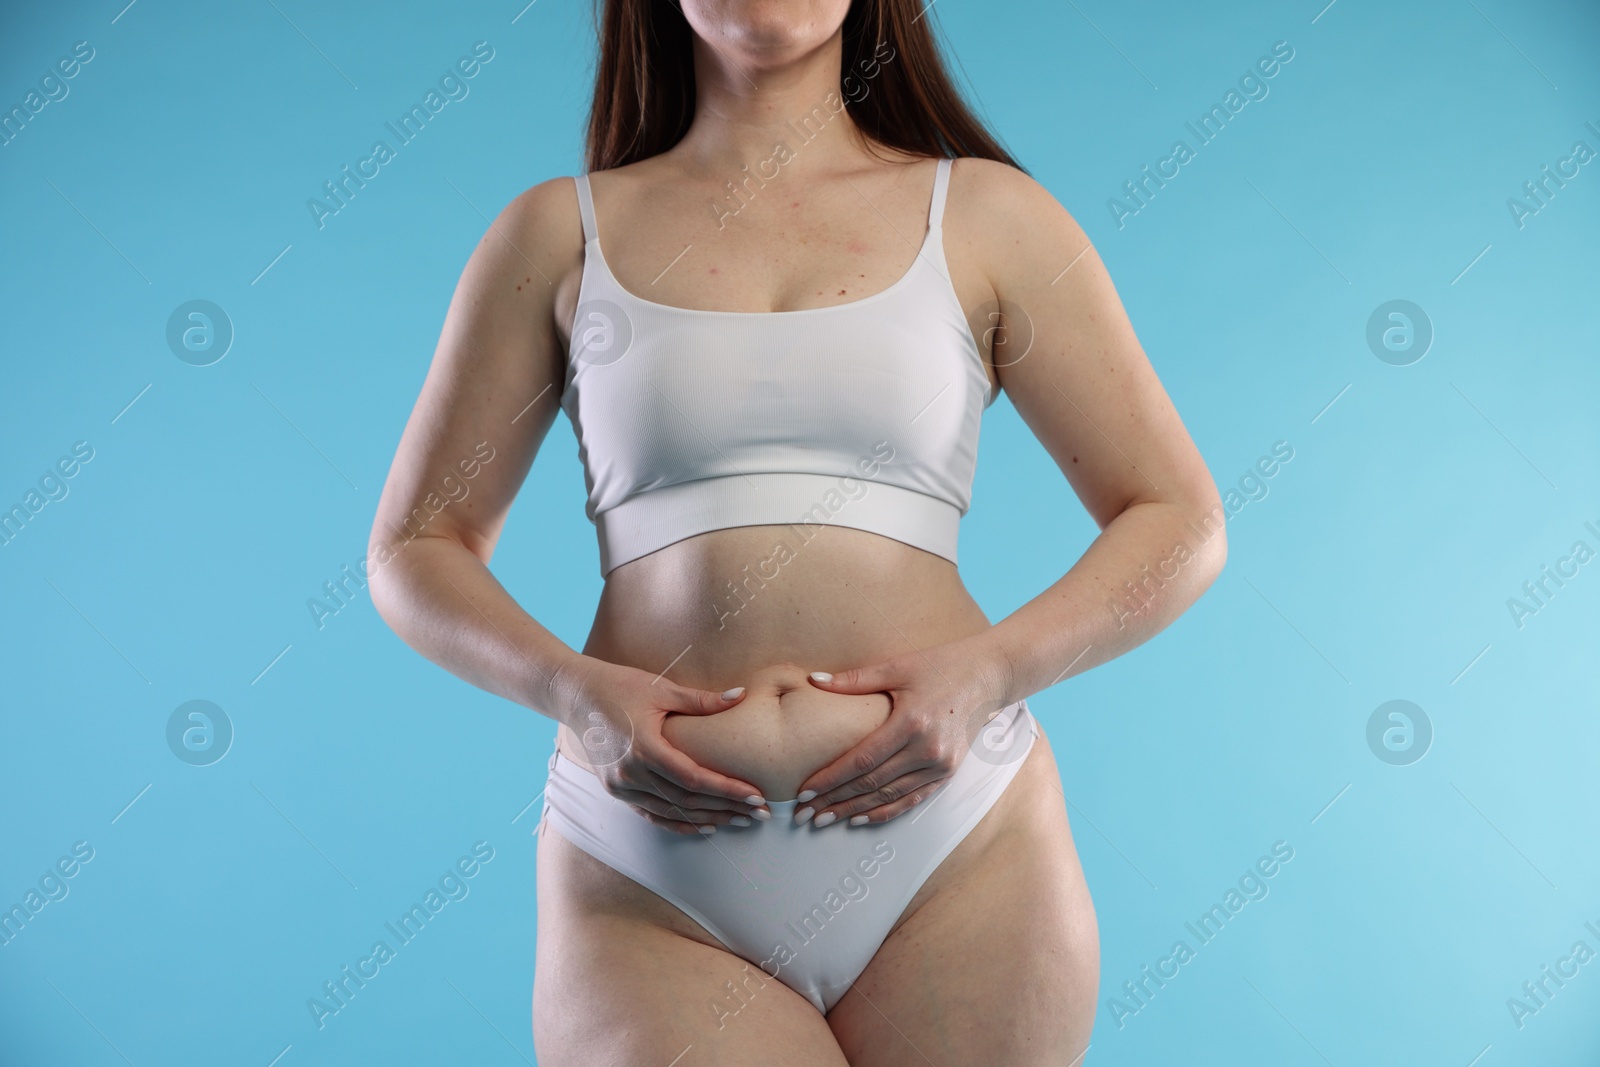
<box><xmin>561</xmin><ymin>156</ymin><xmax>995</xmax><ymax>576</ymax></box>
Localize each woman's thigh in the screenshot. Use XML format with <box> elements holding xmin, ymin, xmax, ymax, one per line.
<box><xmin>533</xmin><ymin>821</ymin><xmax>850</xmax><ymax>1067</ymax></box>
<box><xmin>827</xmin><ymin>733</ymin><xmax>1100</xmax><ymax>1066</ymax></box>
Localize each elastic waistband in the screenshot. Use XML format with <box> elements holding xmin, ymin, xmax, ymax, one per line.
<box><xmin>593</xmin><ymin>471</ymin><xmax>962</xmax><ymax>576</ymax></box>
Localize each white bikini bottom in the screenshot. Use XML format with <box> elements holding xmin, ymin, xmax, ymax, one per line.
<box><xmin>539</xmin><ymin>699</ymin><xmax>1040</xmax><ymax>1014</ymax></box>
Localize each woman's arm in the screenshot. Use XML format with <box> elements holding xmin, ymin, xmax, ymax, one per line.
<box><xmin>367</xmin><ymin>178</ymin><xmax>768</xmax><ymax>830</ymax></box>
<box><xmin>798</xmin><ymin>158</ymin><xmax>1227</xmax><ymax>824</ymax></box>
<box><xmin>366</xmin><ymin>177</ymin><xmax>581</xmax><ymax>718</ymax></box>
<box><xmin>963</xmin><ymin>157</ymin><xmax>1228</xmax><ymax>706</ymax></box>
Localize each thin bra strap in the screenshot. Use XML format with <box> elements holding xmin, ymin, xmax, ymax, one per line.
<box><xmin>927</xmin><ymin>157</ymin><xmax>952</xmax><ymax>230</ymax></box>
<box><xmin>573</xmin><ymin>173</ymin><xmax>598</xmax><ymax>244</ymax></box>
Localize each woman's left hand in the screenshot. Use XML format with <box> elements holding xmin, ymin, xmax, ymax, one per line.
<box><xmin>791</xmin><ymin>639</ymin><xmax>1012</xmax><ymax>827</ymax></box>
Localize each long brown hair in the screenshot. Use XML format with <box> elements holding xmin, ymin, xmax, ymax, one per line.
<box><xmin>583</xmin><ymin>0</ymin><xmax>1027</xmax><ymax>174</ymax></box>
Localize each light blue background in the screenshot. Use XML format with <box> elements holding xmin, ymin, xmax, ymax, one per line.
<box><xmin>2</xmin><ymin>0</ymin><xmax>1597</xmax><ymax>1063</ymax></box>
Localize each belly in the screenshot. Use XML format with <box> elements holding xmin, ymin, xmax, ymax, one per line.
<box><xmin>554</xmin><ymin>661</ymin><xmax>891</xmax><ymax>802</ymax></box>
<box><xmin>659</xmin><ymin>662</ymin><xmax>891</xmax><ymax>802</ymax></box>
<box><xmin>557</xmin><ymin>524</ymin><xmax>988</xmax><ymax>801</ymax></box>
<box><xmin>584</xmin><ymin>523</ymin><xmax>991</xmax><ymax>669</ymax></box>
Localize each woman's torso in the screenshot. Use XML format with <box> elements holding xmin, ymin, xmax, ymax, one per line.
<box><xmin>549</xmin><ymin>151</ymin><xmax>1003</xmax><ymax>798</ymax></box>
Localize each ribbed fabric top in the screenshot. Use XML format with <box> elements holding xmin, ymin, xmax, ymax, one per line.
<box><xmin>561</xmin><ymin>157</ymin><xmax>994</xmax><ymax>577</ymax></box>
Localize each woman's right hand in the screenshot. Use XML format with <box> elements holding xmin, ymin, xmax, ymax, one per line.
<box><xmin>555</xmin><ymin>658</ymin><xmax>770</xmax><ymax>834</ymax></box>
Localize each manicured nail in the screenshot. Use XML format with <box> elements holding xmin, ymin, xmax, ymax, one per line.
<box><xmin>744</xmin><ymin>794</ymin><xmax>766</xmax><ymax>806</ymax></box>
<box><xmin>796</xmin><ymin>789</ymin><xmax>817</xmax><ymax>803</ymax></box>
<box><xmin>809</xmin><ymin>672</ymin><xmax>832</xmax><ymax>683</ymax></box>
<box><xmin>751</xmin><ymin>807</ymin><xmax>772</xmax><ymax>821</ymax></box>
<box><xmin>722</xmin><ymin>687</ymin><xmax>745</xmax><ymax>700</ymax></box>
<box><xmin>813</xmin><ymin>812</ymin><xmax>838</xmax><ymax>828</ymax></box>
<box><xmin>850</xmin><ymin>814</ymin><xmax>869</xmax><ymax>826</ymax></box>
<box><xmin>730</xmin><ymin>815</ymin><xmax>752</xmax><ymax>827</ymax></box>
<box><xmin>697</xmin><ymin>825</ymin><xmax>717</xmax><ymax>834</ymax></box>
<box><xmin>795</xmin><ymin>806</ymin><xmax>814</xmax><ymax>824</ymax></box>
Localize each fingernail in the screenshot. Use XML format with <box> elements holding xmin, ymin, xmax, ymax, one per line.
<box><xmin>850</xmin><ymin>814</ymin><xmax>869</xmax><ymax>826</ymax></box>
<box><xmin>796</xmin><ymin>789</ymin><xmax>817</xmax><ymax>803</ymax></box>
<box><xmin>809</xmin><ymin>671</ymin><xmax>832</xmax><ymax>683</ymax></box>
<box><xmin>730</xmin><ymin>815</ymin><xmax>752</xmax><ymax>827</ymax></box>
<box><xmin>697</xmin><ymin>825</ymin><xmax>717</xmax><ymax>834</ymax></box>
<box><xmin>795</xmin><ymin>806</ymin><xmax>815</xmax><ymax>824</ymax></box>
<box><xmin>813</xmin><ymin>811</ymin><xmax>838</xmax><ymax>828</ymax></box>
<box><xmin>751</xmin><ymin>807</ymin><xmax>772</xmax><ymax>821</ymax></box>
<box><xmin>744</xmin><ymin>794</ymin><xmax>766</xmax><ymax>806</ymax></box>
<box><xmin>722</xmin><ymin>687</ymin><xmax>745</xmax><ymax>700</ymax></box>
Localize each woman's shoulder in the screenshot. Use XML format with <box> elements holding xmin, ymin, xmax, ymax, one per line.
<box><xmin>947</xmin><ymin>156</ymin><xmax>1071</xmax><ymax>225</ymax></box>
<box><xmin>499</xmin><ymin>172</ymin><xmax>589</xmax><ymax>246</ymax></box>
<box><xmin>945</xmin><ymin>156</ymin><xmax>1091</xmax><ymax>285</ymax></box>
